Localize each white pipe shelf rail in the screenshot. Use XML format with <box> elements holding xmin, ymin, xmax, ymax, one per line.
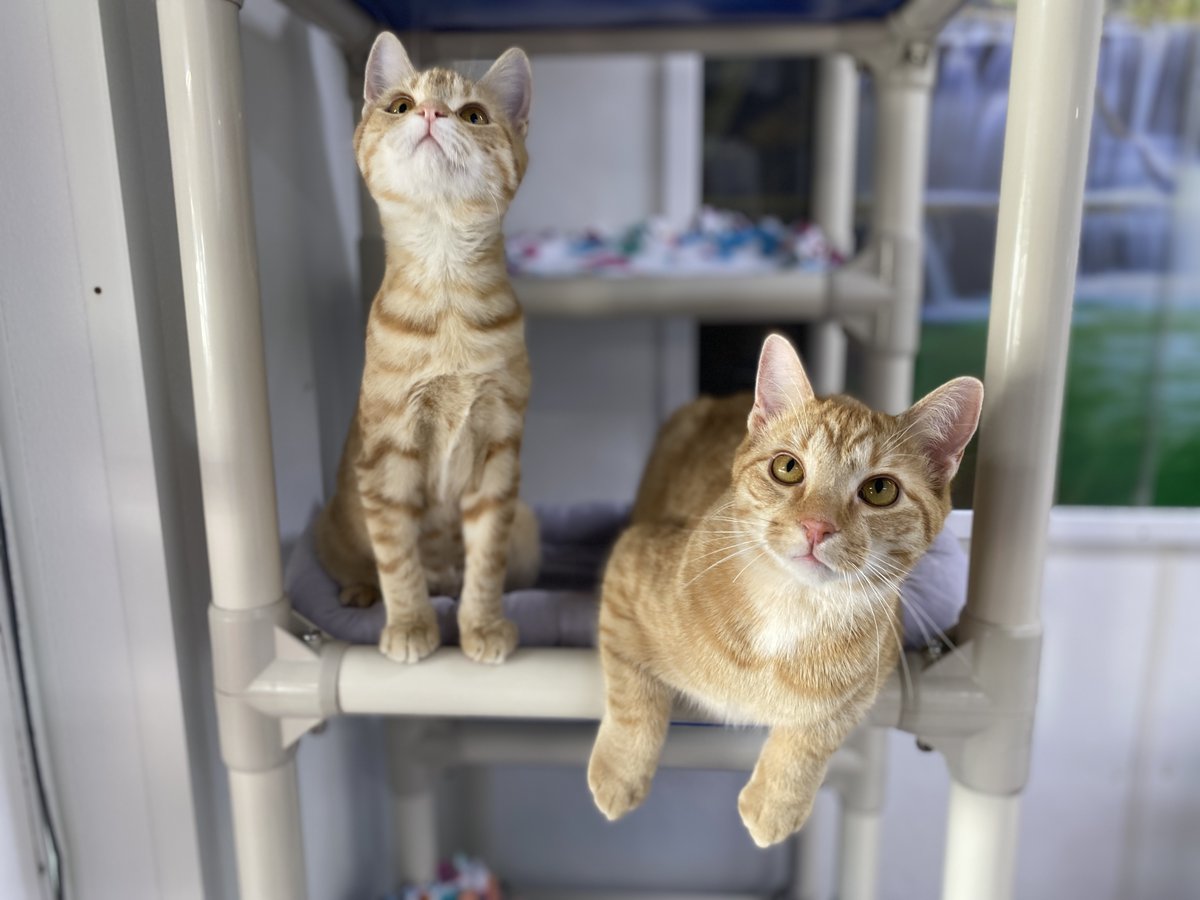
<box><xmin>513</xmin><ymin>262</ymin><xmax>892</xmax><ymax>319</ymax></box>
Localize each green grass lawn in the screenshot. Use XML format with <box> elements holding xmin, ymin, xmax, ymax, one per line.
<box><xmin>914</xmin><ymin>302</ymin><xmax>1200</xmax><ymax>508</ymax></box>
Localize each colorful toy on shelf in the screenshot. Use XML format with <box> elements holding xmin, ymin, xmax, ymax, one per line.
<box><xmin>506</xmin><ymin>206</ymin><xmax>842</xmax><ymax>277</ymax></box>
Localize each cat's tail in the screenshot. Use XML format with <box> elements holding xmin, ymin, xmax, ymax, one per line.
<box><xmin>505</xmin><ymin>501</ymin><xmax>541</xmax><ymax>590</ymax></box>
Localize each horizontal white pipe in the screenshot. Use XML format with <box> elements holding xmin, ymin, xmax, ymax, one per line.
<box><xmin>515</xmin><ymin>267</ymin><xmax>891</xmax><ymax>320</ymax></box>
<box><xmin>333</xmin><ymin>647</ymin><xmax>956</xmax><ymax>731</ymax></box>
<box><xmin>946</xmin><ymin>507</ymin><xmax>1200</xmax><ymax>554</ymax></box>
<box><xmin>431</xmin><ymin>721</ymin><xmax>863</xmax><ymax>777</ymax></box>
<box><xmin>421</xmin><ymin>23</ymin><xmax>887</xmax><ymax>61</ymax></box>
<box><xmin>338</xmin><ymin>647</ymin><xmax>605</xmax><ymax>719</ymax></box>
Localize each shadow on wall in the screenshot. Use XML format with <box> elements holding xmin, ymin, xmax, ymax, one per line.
<box><xmin>242</xmin><ymin>4</ymin><xmax>365</xmax><ymax>543</ymax></box>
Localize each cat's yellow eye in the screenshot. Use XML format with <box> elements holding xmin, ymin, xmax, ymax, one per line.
<box><xmin>386</xmin><ymin>94</ymin><xmax>415</xmax><ymax>115</ymax></box>
<box><xmin>859</xmin><ymin>476</ymin><xmax>900</xmax><ymax>507</ymax></box>
<box><xmin>458</xmin><ymin>104</ymin><xmax>490</xmax><ymax>125</ymax></box>
<box><xmin>770</xmin><ymin>454</ymin><xmax>804</xmax><ymax>485</ymax></box>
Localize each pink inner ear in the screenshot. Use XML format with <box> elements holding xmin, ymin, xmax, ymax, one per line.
<box><xmin>749</xmin><ymin>335</ymin><xmax>814</xmax><ymax>432</ymax></box>
<box><xmin>909</xmin><ymin>377</ymin><xmax>984</xmax><ymax>479</ymax></box>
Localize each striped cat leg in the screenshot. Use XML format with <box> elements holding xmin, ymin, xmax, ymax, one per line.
<box><xmin>587</xmin><ymin>641</ymin><xmax>671</xmax><ymax>821</ymax></box>
<box><xmin>359</xmin><ymin>458</ymin><xmax>439</xmax><ymax>663</ymax></box>
<box><xmin>737</xmin><ymin>724</ymin><xmax>846</xmax><ymax>847</ymax></box>
<box><xmin>456</xmin><ymin>438</ymin><xmax>522</xmax><ymax>664</ymax></box>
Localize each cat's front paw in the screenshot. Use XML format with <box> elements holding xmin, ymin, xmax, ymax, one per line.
<box><xmin>737</xmin><ymin>780</ymin><xmax>813</xmax><ymax>848</ymax></box>
<box><xmin>587</xmin><ymin>749</ymin><xmax>651</xmax><ymax>821</ymax></box>
<box><xmin>459</xmin><ymin>616</ymin><xmax>518</xmax><ymax>664</ymax></box>
<box><xmin>379</xmin><ymin>609</ymin><xmax>440</xmax><ymax>663</ymax></box>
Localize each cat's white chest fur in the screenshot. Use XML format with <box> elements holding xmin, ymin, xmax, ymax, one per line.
<box><xmin>751</xmin><ymin>606</ymin><xmax>818</xmax><ymax>658</ymax></box>
<box><xmin>747</xmin><ymin>573</ymin><xmax>847</xmax><ymax>659</ymax></box>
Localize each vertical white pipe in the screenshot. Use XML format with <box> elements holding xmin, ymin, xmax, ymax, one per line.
<box><xmin>808</xmin><ymin>55</ymin><xmax>858</xmax><ymax>396</ymax></box>
<box><xmin>835</xmin><ymin>728</ymin><xmax>887</xmax><ymax>900</ymax></box>
<box><xmin>392</xmin><ymin>790</ymin><xmax>439</xmax><ymax>886</ymax></box>
<box><xmin>155</xmin><ymin>0</ymin><xmax>283</xmax><ymax>613</ymax></box>
<box><xmin>227</xmin><ymin>768</ymin><xmax>308</xmax><ymax>900</ymax></box>
<box><xmin>156</xmin><ymin>1</ymin><xmax>306</xmax><ymax>897</ymax></box>
<box><xmin>807</xmin><ymin>321</ymin><xmax>848</xmax><ymax>397</ymax></box>
<box><xmin>388</xmin><ymin>721</ymin><xmax>439</xmax><ymax>886</ymax></box>
<box><xmin>941</xmin><ymin>784</ymin><xmax>1020</xmax><ymax>900</ymax></box>
<box><xmin>791</xmin><ymin>790</ymin><xmax>835</xmax><ymax>900</ymax></box>
<box><xmin>814</xmin><ymin>55</ymin><xmax>859</xmax><ymax>254</ymax></box>
<box><xmin>837</xmin><ymin>811</ymin><xmax>883</xmax><ymax>900</ymax></box>
<box><xmin>862</xmin><ymin>54</ymin><xmax>934</xmax><ymax>414</ymax></box>
<box><xmin>965</xmin><ymin>0</ymin><xmax>1105</xmax><ymax>631</ymax></box>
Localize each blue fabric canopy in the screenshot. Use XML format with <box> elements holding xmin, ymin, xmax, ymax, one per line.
<box><xmin>353</xmin><ymin>0</ymin><xmax>909</xmax><ymax>33</ymax></box>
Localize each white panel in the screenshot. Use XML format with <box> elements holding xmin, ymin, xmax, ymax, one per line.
<box><xmin>879</xmin><ymin>733</ymin><xmax>950</xmax><ymax>900</ymax></box>
<box><xmin>0</xmin><ymin>0</ymin><xmax>199</xmax><ymax>894</ymax></box>
<box><xmin>296</xmin><ymin>718</ymin><xmax>395</xmax><ymax>900</ymax></box>
<box><xmin>470</xmin><ymin>765</ymin><xmax>790</xmax><ymax>894</ymax></box>
<box><xmin>1117</xmin><ymin>554</ymin><xmax>1200</xmax><ymax>897</ymax></box>
<box><xmin>1012</xmin><ymin>552</ymin><xmax>1159</xmax><ymax>900</ymax></box>
<box><xmin>507</xmin><ymin>55</ymin><xmax>662</xmax><ymax>232</ymax></box>
<box><xmin>521</xmin><ymin>318</ymin><xmax>662</xmax><ymax>505</ymax></box>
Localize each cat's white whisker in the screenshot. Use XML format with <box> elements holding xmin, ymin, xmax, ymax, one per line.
<box><xmin>681</xmin><ymin>543</ymin><xmax>762</xmax><ymax>589</ymax></box>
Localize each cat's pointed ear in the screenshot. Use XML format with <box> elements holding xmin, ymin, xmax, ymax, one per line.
<box><xmin>364</xmin><ymin>33</ymin><xmax>416</xmax><ymax>107</ymax></box>
<box><xmin>750</xmin><ymin>334</ymin><xmax>814</xmax><ymax>433</ymax></box>
<box><xmin>479</xmin><ymin>48</ymin><xmax>532</xmax><ymax>135</ymax></box>
<box><xmin>901</xmin><ymin>377</ymin><xmax>984</xmax><ymax>482</ymax></box>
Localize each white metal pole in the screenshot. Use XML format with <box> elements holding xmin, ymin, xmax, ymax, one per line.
<box><xmin>155</xmin><ymin>0</ymin><xmax>306</xmax><ymax>897</ymax></box>
<box><xmin>790</xmin><ymin>791</ymin><xmax>836</xmax><ymax>900</ymax></box>
<box><xmin>964</xmin><ymin>0</ymin><xmax>1104</xmax><ymax>632</ymax></box>
<box><xmin>944</xmin><ymin>1</ymin><xmax>1104</xmax><ymax>897</ymax></box>
<box><xmin>155</xmin><ymin>0</ymin><xmax>284</xmax><ymax>613</ymax></box>
<box><xmin>835</xmin><ymin>728</ymin><xmax>887</xmax><ymax>900</ymax></box>
<box><xmin>808</xmin><ymin>55</ymin><xmax>858</xmax><ymax>396</ymax></box>
<box><xmin>941</xmin><ymin>784</ymin><xmax>1020</xmax><ymax>900</ymax></box>
<box><xmin>387</xmin><ymin>721</ymin><xmax>439</xmax><ymax>887</ymax></box>
<box><xmin>227</xmin><ymin>768</ymin><xmax>308</xmax><ymax>900</ymax></box>
<box><xmin>862</xmin><ymin>50</ymin><xmax>934</xmax><ymax>414</ymax></box>
<box><xmin>837</xmin><ymin>811</ymin><xmax>883</xmax><ymax>900</ymax></box>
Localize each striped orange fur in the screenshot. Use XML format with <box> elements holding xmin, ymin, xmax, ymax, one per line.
<box><xmin>314</xmin><ymin>34</ymin><xmax>538</xmax><ymax>665</ymax></box>
<box><xmin>588</xmin><ymin>335</ymin><xmax>983</xmax><ymax>845</ymax></box>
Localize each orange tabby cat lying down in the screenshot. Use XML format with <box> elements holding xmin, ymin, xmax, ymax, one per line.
<box><xmin>588</xmin><ymin>334</ymin><xmax>983</xmax><ymax>846</ymax></box>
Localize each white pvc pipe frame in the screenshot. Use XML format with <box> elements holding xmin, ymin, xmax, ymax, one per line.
<box><xmin>153</xmin><ymin>0</ymin><xmax>1104</xmax><ymax>898</ymax></box>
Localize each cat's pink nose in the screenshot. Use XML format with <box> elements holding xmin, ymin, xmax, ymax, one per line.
<box><xmin>418</xmin><ymin>102</ymin><xmax>449</xmax><ymax>123</ymax></box>
<box><xmin>801</xmin><ymin>519</ymin><xmax>837</xmax><ymax>545</ymax></box>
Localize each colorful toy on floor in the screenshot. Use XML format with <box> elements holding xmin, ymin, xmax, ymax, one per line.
<box><xmin>389</xmin><ymin>855</ymin><xmax>503</xmax><ymax>900</ymax></box>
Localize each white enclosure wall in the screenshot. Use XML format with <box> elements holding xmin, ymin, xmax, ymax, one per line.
<box><xmin>0</xmin><ymin>0</ymin><xmax>215</xmax><ymax>895</ymax></box>
<box><xmin>510</xmin><ymin>54</ymin><xmax>703</xmax><ymax>507</ymax></box>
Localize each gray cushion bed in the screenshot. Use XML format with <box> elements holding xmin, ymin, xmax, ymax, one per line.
<box><xmin>285</xmin><ymin>503</ymin><xmax>966</xmax><ymax>652</ymax></box>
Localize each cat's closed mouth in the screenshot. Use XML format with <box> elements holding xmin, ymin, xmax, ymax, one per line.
<box><xmin>416</xmin><ymin>134</ymin><xmax>444</xmax><ymax>152</ymax></box>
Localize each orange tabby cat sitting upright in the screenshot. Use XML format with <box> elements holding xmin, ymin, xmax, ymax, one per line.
<box><xmin>315</xmin><ymin>34</ymin><xmax>538</xmax><ymax>665</ymax></box>
<box><xmin>588</xmin><ymin>335</ymin><xmax>983</xmax><ymax>845</ymax></box>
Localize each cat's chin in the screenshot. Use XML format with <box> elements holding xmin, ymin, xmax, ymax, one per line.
<box><xmin>768</xmin><ymin>547</ymin><xmax>840</xmax><ymax>587</ymax></box>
